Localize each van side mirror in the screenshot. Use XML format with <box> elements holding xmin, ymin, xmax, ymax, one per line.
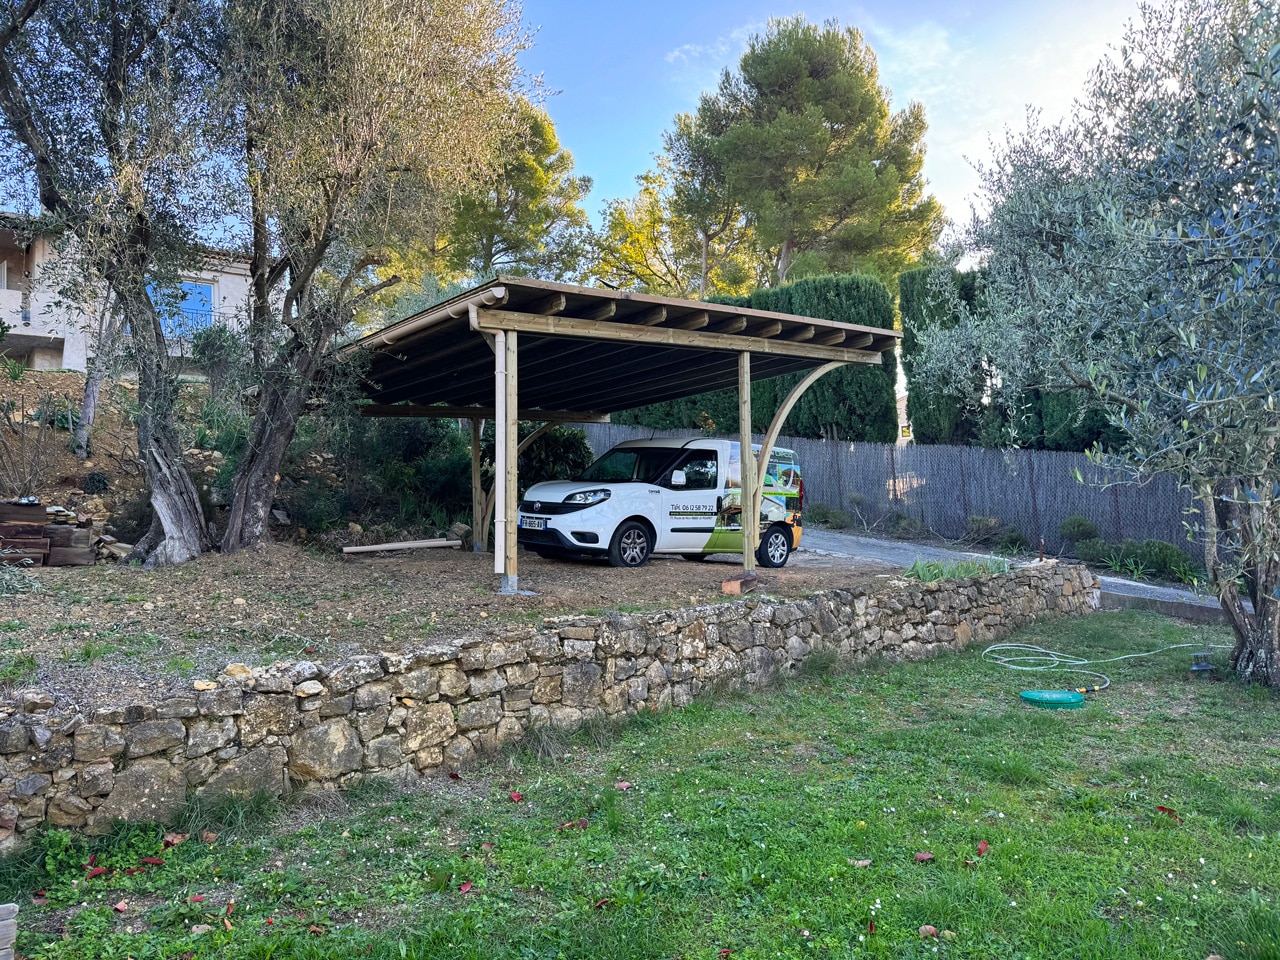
<box><xmin>670</xmin><ymin>469</ymin><xmax>687</xmax><ymax>488</ymax></box>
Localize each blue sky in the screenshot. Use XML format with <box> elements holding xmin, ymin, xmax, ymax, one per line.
<box><xmin>519</xmin><ymin>0</ymin><xmax>1142</xmax><ymax>229</ymax></box>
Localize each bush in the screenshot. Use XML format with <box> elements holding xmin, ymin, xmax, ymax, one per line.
<box><xmin>82</xmin><ymin>470</ymin><xmax>109</xmax><ymax>495</ymax></box>
<box><xmin>965</xmin><ymin>515</ymin><xmax>1002</xmax><ymax>543</ymax></box>
<box><xmin>885</xmin><ymin>511</ymin><xmax>925</xmax><ymax>539</ymax></box>
<box><xmin>995</xmin><ymin>529</ymin><xmax>1030</xmax><ymax>554</ymax></box>
<box><xmin>1133</xmin><ymin>539</ymin><xmax>1191</xmax><ymax>581</ymax></box>
<box><xmin>1074</xmin><ymin>537</ymin><xmax>1110</xmax><ymax>565</ymax></box>
<box><xmin>1059</xmin><ymin>515</ymin><xmax>1099</xmax><ymax>543</ymax></box>
<box><xmin>805</xmin><ymin>503</ymin><xmax>851</xmax><ymax>528</ymax></box>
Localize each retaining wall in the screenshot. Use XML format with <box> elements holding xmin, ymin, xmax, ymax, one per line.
<box><xmin>0</xmin><ymin>563</ymin><xmax>1098</xmax><ymax>841</ymax></box>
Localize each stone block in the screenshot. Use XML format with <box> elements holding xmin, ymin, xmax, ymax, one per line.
<box><xmin>456</xmin><ymin>697</ymin><xmax>502</xmax><ymax>731</ymax></box>
<box><xmin>468</xmin><ymin>669</ymin><xmax>507</xmax><ymax>696</ymax></box>
<box><xmin>79</xmin><ymin>762</ymin><xmax>114</xmax><ymax>797</ymax></box>
<box><xmin>559</xmin><ymin>625</ymin><xmax>596</xmax><ymax>641</ymax></box>
<box><xmin>318</xmin><ymin>695</ymin><xmax>354</xmax><ymax>718</ymax></box>
<box><xmin>325</xmin><ymin>656</ymin><xmax>385</xmax><ymax>693</ymax></box>
<box><xmin>199</xmin><ymin>746</ymin><xmax>288</xmax><ymax>798</ymax></box>
<box><xmin>88</xmin><ymin>759</ymin><xmax>186</xmax><ymax>834</ymax></box>
<box><xmin>14</xmin><ymin>773</ymin><xmax>50</xmax><ymax>797</ymax></box>
<box><xmin>504</xmin><ymin>662</ymin><xmax>538</xmax><ymax>686</ymax></box>
<box><xmin>561</xmin><ymin>663</ymin><xmax>602</xmax><ymax>707</ymax></box>
<box><xmin>438</xmin><ymin>666</ymin><xmax>469</xmax><ymax>698</ymax></box>
<box><xmin>354</xmin><ymin>706</ymin><xmax>391</xmax><ymax>742</ymax></box>
<box><xmin>127</xmin><ymin>720</ymin><xmax>186</xmax><ymax>758</ymax></box>
<box><xmin>186</xmin><ymin>717</ymin><xmax>238</xmax><ymax>758</ymax></box>
<box><xmin>47</xmin><ymin>794</ymin><xmax>93</xmax><ymax>828</ymax></box>
<box><xmin>393</xmin><ymin>667</ymin><xmax>439</xmax><ymax>699</ymax></box>
<box><xmin>197</xmin><ymin>687</ymin><xmax>243</xmax><ymax>716</ymax></box>
<box><xmin>0</xmin><ymin>724</ymin><xmax>28</xmax><ymax>754</ymax></box>
<box><xmin>288</xmin><ymin>719</ymin><xmax>364</xmax><ymax>780</ymax></box>
<box><xmin>353</xmin><ymin>681</ymin><xmax>393</xmax><ymax>711</ymax></box>
<box><xmin>532</xmin><ymin>675</ymin><xmax>561</xmax><ymax>704</ymax></box>
<box><xmin>156</xmin><ymin>697</ymin><xmax>198</xmax><ymax>719</ymax></box>
<box><xmin>240</xmin><ymin>695</ymin><xmax>299</xmax><ymax>747</ymax></box>
<box><xmin>74</xmin><ymin>724</ymin><xmax>125</xmax><ymax>762</ymax></box>
<box><xmin>363</xmin><ymin>735</ymin><xmax>403</xmax><ymax>769</ymax></box>
<box><xmin>404</xmin><ymin>703</ymin><xmax>456</xmax><ymax>751</ymax></box>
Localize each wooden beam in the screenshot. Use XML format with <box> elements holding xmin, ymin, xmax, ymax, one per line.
<box><xmin>472</xmin><ymin>308</ymin><xmax>882</xmax><ymax>364</ymax></box>
<box><xmin>582</xmin><ymin>301</ymin><xmax>616</xmax><ymax>321</ymax></box>
<box><xmin>667</xmin><ymin>310</ymin><xmax>709</xmax><ymax>331</ymax></box>
<box><xmin>846</xmin><ymin>332</ymin><xmax>874</xmax><ymax>349</ymax></box>
<box><xmin>811</xmin><ymin>329</ymin><xmax>847</xmax><ymax>346</ymax></box>
<box><xmin>342</xmin><ymin>538</ymin><xmax>462</xmax><ymax>554</ymax></box>
<box><xmin>782</xmin><ymin>324</ymin><xmax>815</xmax><ymax>342</ymax></box>
<box><xmin>361</xmin><ymin>404</ymin><xmax>608</xmax><ymax>423</ymax></box>
<box><xmin>708</xmin><ymin>315</ymin><xmax>747</xmax><ymax>334</ymax></box>
<box><xmin>527</xmin><ymin>292</ymin><xmax>568</xmax><ymax>316</ymax></box>
<box><xmin>746</xmin><ymin>320</ymin><xmax>782</xmax><ymax>338</ymax></box>
<box><xmin>739</xmin><ymin>352</ymin><xmax>756</xmax><ymax>574</ymax></box>
<box><xmin>501</xmin><ymin>330</ymin><xmax>520</xmax><ymax>593</ymax></box>
<box><xmin>631</xmin><ymin>306</ymin><xmax>667</xmax><ymax>326</ymax></box>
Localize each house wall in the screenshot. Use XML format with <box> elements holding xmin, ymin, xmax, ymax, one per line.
<box><xmin>0</xmin><ymin>562</ymin><xmax>1098</xmax><ymax>841</ymax></box>
<box><xmin>0</xmin><ymin>230</ymin><xmax>251</xmax><ymax>372</ymax></box>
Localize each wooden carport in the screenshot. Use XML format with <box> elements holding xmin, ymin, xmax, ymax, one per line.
<box><xmin>343</xmin><ymin>277</ymin><xmax>899</xmax><ymax>593</ymax></box>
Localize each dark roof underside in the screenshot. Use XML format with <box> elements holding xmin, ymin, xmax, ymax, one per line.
<box><xmin>348</xmin><ymin>277</ymin><xmax>899</xmax><ymax>416</ymax></box>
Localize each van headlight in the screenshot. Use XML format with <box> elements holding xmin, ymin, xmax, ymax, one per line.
<box><xmin>564</xmin><ymin>489</ymin><xmax>611</xmax><ymax>505</ymax></box>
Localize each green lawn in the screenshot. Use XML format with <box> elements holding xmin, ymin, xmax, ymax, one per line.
<box><xmin>5</xmin><ymin>610</ymin><xmax>1279</xmax><ymax>959</ymax></box>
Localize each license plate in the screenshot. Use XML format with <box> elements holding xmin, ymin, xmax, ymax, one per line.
<box><xmin>518</xmin><ymin>517</ymin><xmax>546</xmax><ymax>531</ymax></box>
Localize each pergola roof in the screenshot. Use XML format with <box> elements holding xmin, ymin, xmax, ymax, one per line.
<box><xmin>344</xmin><ymin>276</ymin><xmax>899</xmax><ymax>418</ymax></box>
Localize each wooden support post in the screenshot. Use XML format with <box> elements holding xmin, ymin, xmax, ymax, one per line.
<box><xmin>481</xmin><ymin>420</ymin><xmax>556</xmax><ymax>560</ymax></box>
<box><xmin>500</xmin><ymin>330</ymin><xmax>520</xmax><ymax>593</ymax></box>
<box><xmin>752</xmin><ymin>361</ymin><xmax>844</xmax><ymax>526</ymax></box>
<box><xmin>470</xmin><ymin>417</ymin><xmax>485</xmax><ymax>552</ymax></box>
<box><xmin>739</xmin><ymin>351</ymin><xmax>757</xmax><ymax>573</ymax></box>
<box><xmin>493</xmin><ymin>330</ymin><xmax>508</xmax><ymax>577</ymax></box>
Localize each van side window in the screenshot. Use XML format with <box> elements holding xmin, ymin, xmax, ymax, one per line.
<box><xmin>676</xmin><ymin>451</ymin><xmax>718</xmax><ymax>490</ymax></box>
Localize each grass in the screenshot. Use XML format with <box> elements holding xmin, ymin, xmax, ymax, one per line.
<box><xmin>905</xmin><ymin>557</ymin><xmax>1012</xmax><ymax>581</ymax></box>
<box><xmin>3</xmin><ymin>611</ymin><xmax>1279</xmax><ymax>959</ymax></box>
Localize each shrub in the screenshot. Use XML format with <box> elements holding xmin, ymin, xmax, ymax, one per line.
<box><xmin>1074</xmin><ymin>537</ymin><xmax>1110</xmax><ymax>565</ymax></box>
<box><xmin>1133</xmin><ymin>539</ymin><xmax>1188</xmax><ymax>581</ymax></box>
<box><xmin>995</xmin><ymin>528</ymin><xmax>1030</xmax><ymax>554</ymax></box>
<box><xmin>885</xmin><ymin>511</ymin><xmax>925</xmax><ymax>539</ymax></box>
<box><xmin>804</xmin><ymin>503</ymin><xmax>850</xmax><ymax>528</ymax></box>
<box><xmin>905</xmin><ymin>557</ymin><xmax>1010</xmax><ymax>582</ymax></box>
<box><xmin>965</xmin><ymin>515</ymin><xmax>1002</xmax><ymax>543</ymax></box>
<box><xmin>1059</xmin><ymin>515</ymin><xmax>1099</xmax><ymax>543</ymax></box>
<box><xmin>82</xmin><ymin>470</ymin><xmax>109</xmax><ymax>495</ymax></box>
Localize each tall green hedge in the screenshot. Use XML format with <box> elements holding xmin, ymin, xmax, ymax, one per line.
<box><xmin>614</xmin><ymin>274</ymin><xmax>898</xmax><ymax>441</ymax></box>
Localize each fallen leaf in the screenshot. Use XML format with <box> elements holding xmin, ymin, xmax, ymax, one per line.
<box><xmin>459</xmin><ymin>881</ymin><xmax>473</xmax><ymax>894</ymax></box>
<box><xmin>309</xmin><ymin>925</ymin><xmax>325</xmax><ymax>935</ymax></box>
<box><xmin>963</xmin><ymin>859</ymin><xmax>978</xmax><ymax>867</ymax></box>
<box><xmin>186</xmin><ymin>896</ymin><xmax>205</xmax><ymax>903</ymax></box>
<box><xmin>615</xmin><ymin>781</ymin><xmax>632</xmax><ymax>791</ymax></box>
<box><xmin>1156</xmin><ymin>805</ymin><xmax>1184</xmax><ymax>824</ymax></box>
<box><xmin>481</xmin><ymin>842</ymin><xmax>494</xmax><ymax>852</ymax></box>
<box><xmin>163</xmin><ymin>832</ymin><xmax>189</xmax><ymax>848</ymax></box>
<box><xmin>86</xmin><ymin>867</ymin><xmax>108</xmax><ymax>879</ymax></box>
<box><xmin>509</xmin><ymin>791</ymin><xmax>524</xmax><ymax>803</ymax></box>
<box><xmin>941</xmin><ymin>930</ymin><xmax>957</xmax><ymax>942</ymax></box>
<box><xmin>915</xmin><ymin>852</ymin><xmax>935</xmax><ymax>863</ymax></box>
<box><xmin>226</xmin><ymin>901</ymin><xmax>235</xmax><ymax>916</ymax></box>
<box><xmin>448</xmin><ymin>771</ymin><xmax>462</xmax><ymax>781</ymax></box>
<box><xmin>191</xmin><ymin>924</ymin><xmax>213</xmax><ymax>935</ymax></box>
<box><xmin>853</xmin><ymin>859</ymin><xmax>872</xmax><ymax>868</ymax></box>
<box><xmin>223</xmin><ymin>917</ymin><xmax>233</xmax><ymax>932</ymax></box>
<box><xmin>919</xmin><ymin>925</ymin><xmax>938</xmax><ymax>938</ymax></box>
<box><xmin>594</xmin><ymin>898</ymin><xmax>612</xmax><ymax>910</ymax></box>
<box><xmin>113</xmin><ymin>900</ymin><xmax>128</xmax><ymax>913</ymax></box>
<box><xmin>200</xmin><ymin>831</ymin><xmax>218</xmax><ymax>844</ymax></box>
<box><xmin>124</xmin><ymin>868</ymin><xmax>146</xmax><ymax>875</ymax></box>
<box><xmin>86</xmin><ymin>854</ymin><xmax>97</xmax><ymax>869</ymax></box>
<box><xmin>139</xmin><ymin>856</ymin><xmax>165</xmax><ymax>866</ymax></box>
<box><xmin>30</xmin><ymin>897</ymin><xmax>47</xmax><ymax>907</ymax></box>
<box><xmin>978</xmin><ymin>840</ymin><xmax>990</xmax><ymax>857</ymax></box>
<box><xmin>719</xmin><ymin>951</ymin><xmax>733</xmax><ymax>958</ymax></box>
<box><xmin>868</xmin><ymin>918</ymin><xmax>876</xmax><ymax>935</ymax></box>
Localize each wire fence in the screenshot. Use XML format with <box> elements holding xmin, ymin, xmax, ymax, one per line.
<box><xmin>579</xmin><ymin>423</ymin><xmax>1200</xmax><ymax>558</ymax></box>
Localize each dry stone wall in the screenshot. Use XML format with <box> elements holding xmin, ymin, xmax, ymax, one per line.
<box><xmin>0</xmin><ymin>563</ymin><xmax>1097</xmax><ymax>841</ymax></box>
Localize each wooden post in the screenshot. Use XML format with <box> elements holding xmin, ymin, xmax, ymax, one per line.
<box><xmin>482</xmin><ymin>420</ymin><xmax>556</xmax><ymax>560</ymax></box>
<box><xmin>500</xmin><ymin>330</ymin><xmax>520</xmax><ymax>593</ymax></box>
<box><xmin>739</xmin><ymin>351</ymin><xmax>756</xmax><ymax>573</ymax></box>
<box><xmin>470</xmin><ymin>417</ymin><xmax>484</xmax><ymax>552</ymax></box>
<box><xmin>493</xmin><ymin>330</ymin><xmax>508</xmax><ymax>578</ymax></box>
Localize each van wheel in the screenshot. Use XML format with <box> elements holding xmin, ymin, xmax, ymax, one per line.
<box><xmin>757</xmin><ymin>525</ymin><xmax>791</xmax><ymax>568</ymax></box>
<box><xmin>608</xmin><ymin>521</ymin><xmax>653</xmax><ymax>568</ymax></box>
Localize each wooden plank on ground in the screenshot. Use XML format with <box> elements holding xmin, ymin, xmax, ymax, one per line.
<box><xmin>341</xmin><ymin>538</ymin><xmax>463</xmax><ymax>555</ymax></box>
<box><xmin>47</xmin><ymin>546</ymin><xmax>95</xmax><ymax>566</ymax></box>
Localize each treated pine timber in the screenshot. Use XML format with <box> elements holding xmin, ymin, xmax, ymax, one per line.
<box><xmin>341</xmin><ymin>538</ymin><xmax>463</xmax><ymax>554</ymax></box>
<box><xmin>708</xmin><ymin>315</ymin><xmax>748</xmax><ymax>334</ymax></box>
<box><xmin>666</xmin><ymin>310</ymin><xmax>709</xmax><ymax>331</ymax></box>
<box><xmin>526</xmin><ymin>292</ymin><xmax>568</xmax><ymax>316</ymax></box>
<box><xmin>811</xmin><ymin>329</ymin><xmax>847</xmax><ymax>346</ymax></box>
<box><xmin>472</xmin><ymin>309</ymin><xmax>886</xmax><ymax>364</ymax></box>
<box><xmin>45</xmin><ymin>525</ymin><xmax>91</xmax><ymax>548</ymax></box>
<box><xmin>746</xmin><ymin>320</ymin><xmax>783</xmax><ymax>338</ymax></box>
<box><xmin>360</xmin><ymin>404</ymin><xmax>608</xmax><ymax>423</ymax></box>
<box><xmin>582</xmin><ymin>302</ymin><xmax>617</xmax><ymax>321</ymax></box>
<box><xmin>739</xmin><ymin>351</ymin><xmax>757</xmax><ymax>573</ymax></box>
<box><xmin>630</xmin><ymin>306</ymin><xmax>667</xmax><ymax>326</ymax></box>
<box><xmin>782</xmin><ymin>324</ymin><xmax>815</xmax><ymax>342</ymax></box>
<box><xmin>501</xmin><ymin>330</ymin><xmax>520</xmax><ymax>591</ymax></box>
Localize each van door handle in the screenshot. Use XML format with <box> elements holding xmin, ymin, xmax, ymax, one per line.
<box><xmin>716</xmin><ymin>497</ymin><xmax>723</xmax><ymax>513</ymax></box>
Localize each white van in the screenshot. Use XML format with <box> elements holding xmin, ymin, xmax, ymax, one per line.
<box><xmin>516</xmin><ymin>438</ymin><xmax>804</xmax><ymax>568</ymax></box>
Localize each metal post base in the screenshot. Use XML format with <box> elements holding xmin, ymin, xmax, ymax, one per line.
<box><xmin>499</xmin><ymin>574</ymin><xmax>520</xmax><ymax>595</ymax></box>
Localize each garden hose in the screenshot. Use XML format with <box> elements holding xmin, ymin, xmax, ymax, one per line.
<box><xmin>981</xmin><ymin>641</ymin><xmax>1234</xmax><ymax>698</ymax></box>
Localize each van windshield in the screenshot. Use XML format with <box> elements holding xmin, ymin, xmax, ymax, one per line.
<box><xmin>578</xmin><ymin>447</ymin><xmax>680</xmax><ymax>484</ymax></box>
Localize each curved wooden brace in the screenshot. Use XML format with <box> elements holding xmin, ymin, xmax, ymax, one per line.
<box><xmin>751</xmin><ymin>361</ymin><xmax>845</xmax><ymax>525</ymax></box>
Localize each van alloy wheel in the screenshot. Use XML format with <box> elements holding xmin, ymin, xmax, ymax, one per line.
<box><xmin>609</xmin><ymin>521</ymin><xmax>652</xmax><ymax>568</ymax></box>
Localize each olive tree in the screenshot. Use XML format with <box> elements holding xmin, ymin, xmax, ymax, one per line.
<box><xmin>916</xmin><ymin>0</ymin><xmax>1280</xmax><ymax>683</ymax></box>
<box><xmin>218</xmin><ymin>0</ymin><xmax>525</xmax><ymax>552</ymax></box>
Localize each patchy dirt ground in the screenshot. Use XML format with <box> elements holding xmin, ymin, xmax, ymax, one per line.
<box><xmin>2</xmin><ymin>543</ymin><xmax>893</xmax><ymax>711</ymax></box>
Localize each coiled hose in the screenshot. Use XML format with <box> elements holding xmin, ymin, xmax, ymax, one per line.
<box><xmin>980</xmin><ymin>641</ymin><xmax>1233</xmax><ymax>694</ymax></box>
